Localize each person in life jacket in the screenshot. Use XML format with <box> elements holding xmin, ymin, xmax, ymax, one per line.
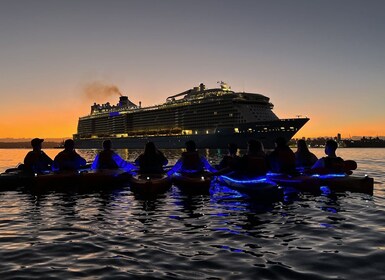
<box><xmin>294</xmin><ymin>139</ymin><xmax>318</xmax><ymax>171</ymax></box>
<box><xmin>91</xmin><ymin>139</ymin><xmax>135</xmax><ymax>172</ymax></box>
<box><xmin>168</xmin><ymin>140</ymin><xmax>216</xmax><ymax>176</ymax></box>
<box><xmin>52</xmin><ymin>139</ymin><xmax>87</xmax><ymax>171</ymax></box>
<box><xmin>238</xmin><ymin>139</ymin><xmax>269</xmax><ymax>177</ymax></box>
<box><xmin>217</xmin><ymin>143</ymin><xmax>240</xmax><ymax>171</ymax></box>
<box><xmin>135</xmin><ymin>141</ymin><xmax>168</xmax><ymax>174</ymax></box>
<box><xmin>23</xmin><ymin>138</ymin><xmax>53</xmax><ymax>173</ymax></box>
<box><xmin>268</xmin><ymin>137</ymin><xmax>296</xmax><ymax>174</ymax></box>
<box><xmin>311</xmin><ymin>139</ymin><xmax>345</xmax><ymax>174</ymax></box>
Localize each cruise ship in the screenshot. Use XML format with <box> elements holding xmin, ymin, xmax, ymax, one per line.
<box><xmin>73</xmin><ymin>82</ymin><xmax>309</xmax><ymax>149</ymax></box>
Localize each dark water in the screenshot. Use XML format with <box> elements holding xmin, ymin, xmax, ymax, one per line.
<box><xmin>0</xmin><ymin>148</ymin><xmax>384</xmax><ymax>279</ymax></box>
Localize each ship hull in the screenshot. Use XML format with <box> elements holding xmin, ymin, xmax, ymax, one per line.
<box><xmin>74</xmin><ymin>118</ymin><xmax>308</xmax><ymax>149</ymax></box>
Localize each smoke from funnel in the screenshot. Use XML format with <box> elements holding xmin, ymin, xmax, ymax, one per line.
<box><xmin>83</xmin><ymin>82</ymin><xmax>122</xmax><ymax>102</ymax></box>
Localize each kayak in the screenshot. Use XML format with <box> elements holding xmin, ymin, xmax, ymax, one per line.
<box><xmin>0</xmin><ymin>169</ymin><xmax>33</xmax><ymax>190</ymax></box>
<box><xmin>0</xmin><ymin>168</ymin><xmax>130</xmax><ymax>192</ymax></box>
<box><xmin>172</xmin><ymin>172</ymin><xmax>212</xmax><ymax>194</ymax></box>
<box><xmin>129</xmin><ymin>173</ymin><xmax>172</xmax><ymax>196</ymax></box>
<box><xmin>218</xmin><ymin>175</ymin><xmax>284</xmax><ymax>200</ymax></box>
<box><xmin>266</xmin><ymin>173</ymin><xmax>374</xmax><ymax>195</ymax></box>
<box><xmin>313</xmin><ymin>173</ymin><xmax>374</xmax><ymax>194</ymax></box>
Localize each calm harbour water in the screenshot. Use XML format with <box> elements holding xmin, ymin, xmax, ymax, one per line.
<box><xmin>0</xmin><ymin>148</ymin><xmax>384</xmax><ymax>279</ymax></box>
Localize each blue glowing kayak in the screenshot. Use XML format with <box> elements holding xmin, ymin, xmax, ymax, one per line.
<box><xmin>129</xmin><ymin>173</ymin><xmax>172</xmax><ymax>196</ymax></box>
<box><xmin>172</xmin><ymin>172</ymin><xmax>213</xmax><ymax>194</ymax></box>
<box><xmin>266</xmin><ymin>173</ymin><xmax>374</xmax><ymax>194</ymax></box>
<box><xmin>218</xmin><ymin>175</ymin><xmax>284</xmax><ymax>199</ymax></box>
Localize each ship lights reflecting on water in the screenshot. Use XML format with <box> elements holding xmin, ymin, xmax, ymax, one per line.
<box><xmin>0</xmin><ymin>148</ymin><xmax>384</xmax><ymax>279</ymax></box>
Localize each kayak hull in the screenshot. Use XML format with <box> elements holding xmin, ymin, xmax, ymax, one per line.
<box><xmin>267</xmin><ymin>173</ymin><xmax>374</xmax><ymax>195</ymax></box>
<box><xmin>172</xmin><ymin>172</ymin><xmax>212</xmax><ymax>194</ymax></box>
<box><xmin>0</xmin><ymin>169</ymin><xmax>131</xmax><ymax>192</ymax></box>
<box><xmin>129</xmin><ymin>174</ymin><xmax>172</xmax><ymax>196</ymax></box>
<box><xmin>218</xmin><ymin>175</ymin><xmax>284</xmax><ymax>200</ymax></box>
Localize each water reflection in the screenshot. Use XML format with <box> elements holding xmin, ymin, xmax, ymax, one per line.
<box><xmin>0</xmin><ymin>149</ymin><xmax>384</xmax><ymax>279</ymax></box>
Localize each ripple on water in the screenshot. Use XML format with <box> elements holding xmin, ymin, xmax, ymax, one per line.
<box><xmin>0</xmin><ymin>148</ymin><xmax>385</xmax><ymax>279</ymax></box>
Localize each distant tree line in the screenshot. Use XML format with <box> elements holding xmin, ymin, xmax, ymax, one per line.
<box><xmin>0</xmin><ymin>141</ymin><xmax>62</xmax><ymax>149</ymax></box>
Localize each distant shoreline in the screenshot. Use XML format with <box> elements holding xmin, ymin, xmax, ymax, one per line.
<box><xmin>0</xmin><ymin>142</ymin><xmax>63</xmax><ymax>149</ymax></box>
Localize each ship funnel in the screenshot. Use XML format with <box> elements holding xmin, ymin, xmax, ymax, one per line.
<box><xmin>119</xmin><ymin>96</ymin><xmax>129</xmax><ymax>107</ymax></box>
<box><xmin>199</xmin><ymin>83</ymin><xmax>206</xmax><ymax>92</ymax></box>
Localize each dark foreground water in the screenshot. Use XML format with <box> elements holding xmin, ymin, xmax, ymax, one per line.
<box><xmin>0</xmin><ymin>148</ymin><xmax>384</xmax><ymax>279</ymax></box>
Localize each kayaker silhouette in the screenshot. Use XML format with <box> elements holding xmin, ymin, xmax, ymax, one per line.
<box><xmin>311</xmin><ymin>139</ymin><xmax>345</xmax><ymax>174</ymax></box>
<box><xmin>268</xmin><ymin>137</ymin><xmax>296</xmax><ymax>174</ymax></box>
<box><xmin>168</xmin><ymin>140</ymin><xmax>216</xmax><ymax>176</ymax></box>
<box><xmin>135</xmin><ymin>142</ymin><xmax>168</xmax><ymax>174</ymax></box>
<box><xmin>91</xmin><ymin>139</ymin><xmax>135</xmax><ymax>172</ymax></box>
<box><xmin>239</xmin><ymin>139</ymin><xmax>269</xmax><ymax>176</ymax></box>
<box><xmin>294</xmin><ymin>139</ymin><xmax>318</xmax><ymax>171</ymax></box>
<box><xmin>23</xmin><ymin>138</ymin><xmax>53</xmax><ymax>173</ymax></box>
<box><xmin>52</xmin><ymin>139</ymin><xmax>86</xmax><ymax>171</ymax></box>
<box><xmin>217</xmin><ymin>142</ymin><xmax>240</xmax><ymax>171</ymax></box>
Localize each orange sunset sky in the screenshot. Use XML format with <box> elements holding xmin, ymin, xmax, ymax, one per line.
<box><xmin>1</xmin><ymin>1</ymin><xmax>384</xmax><ymax>140</ymax></box>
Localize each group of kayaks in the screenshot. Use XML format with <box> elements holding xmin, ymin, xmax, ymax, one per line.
<box><xmin>0</xmin><ymin>167</ymin><xmax>215</xmax><ymax>196</ymax></box>
<box><xmin>0</xmin><ymin>165</ymin><xmax>374</xmax><ymax>197</ymax></box>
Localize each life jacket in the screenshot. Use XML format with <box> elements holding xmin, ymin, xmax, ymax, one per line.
<box><xmin>97</xmin><ymin>150</ymin><xmax>119</xmax><ymax>169</ymax></box>
<box><xmin>269</xmin><ymin>148</ymin><xmax>296</xmax><ymax>173</ymax></box>
<box><xmin>242</xmin><ymin>155</ymin><xmax>268</xmax><ymax>176</ymax></box>
<box><xmin>323</xmin><ymin>157</ymin><xmax>345</xmax><ymax>173</ymax></box>
<box><xmin>24</xmin><ymin>151</ymin><xmax>52</xmax><ymax>172</ymax></box>
<box><xmin>181</xmin><ymin>152</ymin><xmax>204</xmax><ymax>172</ymax></box>
<box><xmin>137</xmin><ymin>153</ymin><xmax>165</xmax><ymax>174</ymax></box>
<box><xmin>54</xmin><ymin>150</ymin><xmax>86</xmax><ymax>171</ymax></box>
<box><xmin>218</xmin><ymin>155</ymin><xmax>240</xmax><ymax>170</ymax></box>
<box><xmin>295</xmin><ymin>151</ymin><xmax>318</xmax><ymax>168</ymax></box>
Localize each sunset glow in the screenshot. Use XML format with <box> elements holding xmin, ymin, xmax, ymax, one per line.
<box><xmin>1</xmin><ymin>1</ymin><xmax>384</xmax><ymax>140</ymax></box>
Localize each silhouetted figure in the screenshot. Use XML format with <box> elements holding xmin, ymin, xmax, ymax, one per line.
<box><xmin>135</xmin><ymin>142</ymin><xmax>168</xmax><ymax>174</ymax></box>
<box><xmin>268</xmin><ymin>137</ymin><xmax>296</xmax><ymax>174</ymax></box>
<box><xmin>23</xmin><ymin>138</ymin><xmax>53</xmax><ymax>173</ymax></box>
<box><xmin>312</xmin><ymin>140</ymin><xmax>344</xmax><ymax>173</ymax></box>
<box><xmin>92</xmin><ymin>139</ymin><xmax>135</xmax><ymax>171</ymax></box>
<box><xmin>168</xmin><ymin>140</ymin><xmax>216</xmax><ymax>175</ymax></box>
<box><xmin>294</xmin><ymin>139</ymin><xmax>318</xmax><ymax>170</ymax></box>
<box><xmin>53</xmin><ymin>139</ymin><xmax>87</xmax><ymax>171</ymax></box>
<box><xmin>217</xmin><ymin>143</ymin><xmax>240</xmax><ymax>170</ymax></box>
<box><xmin>239</xmin><ymin>139</ymin><xmax>269</xmax><ymax>176</ymax></box>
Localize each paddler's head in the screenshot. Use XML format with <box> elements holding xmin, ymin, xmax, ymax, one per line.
<box><xmin>185</xmin><ymin>140</ymin><xmax>197</xmax><ymax>152</ymax></box>
<box><xmin>325</xmin><ymin>140</ymin><xmax>338</xmax><ymax>156</ymax></box>
<box><xmin>103</xmin><ymin>140</ymin><xmax>112</xmax><ymax>150</ymax></box>
<box><xmin>31</xmin><ymin>138</ymin><xmax>44</xmax><ymax>150</ymax></box>
<box><xmin>64</xmin><ymin>139</ymin><xmax>75</xmax><ymax>151</ymax></box>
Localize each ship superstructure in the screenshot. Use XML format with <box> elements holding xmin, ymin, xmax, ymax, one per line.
<box><xmin>74</xmin><ymin>82</ymin><xmax>309</xmax><ymax>149</ymax></box>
